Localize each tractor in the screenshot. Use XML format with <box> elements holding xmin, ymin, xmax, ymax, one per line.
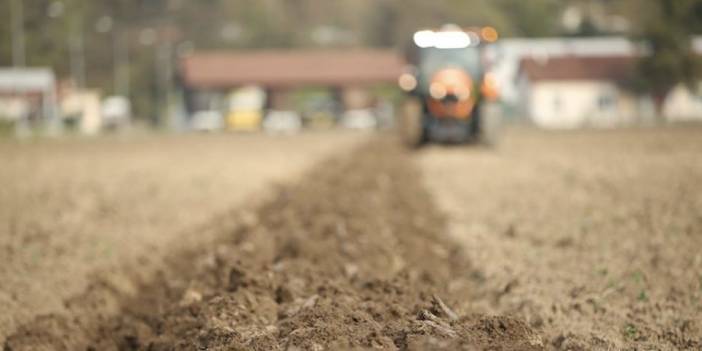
<box><xmin>398</xmin><ymin>24</ymin><xmax>500</xmax><ymax>147</ymax></box>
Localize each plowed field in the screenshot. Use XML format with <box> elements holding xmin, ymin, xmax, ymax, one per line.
<box><xmin>3</xmin><ymin>127</ymin><xmax>701</xmax><ymax>350</ymax></box>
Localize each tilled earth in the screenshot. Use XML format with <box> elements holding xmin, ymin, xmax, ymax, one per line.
<box><xmin>5</xmin><ymin>138</ymin><xmax>542</xmax><ymax>350</ymax></box>
<box><xmin>0</xmin><ymin>132</ymin><xmax>364</xmax><ymax>341</ymax></box>
<box><xmin>4</xmin><ymin>127</ymin><xmax>702</xmax><ymax>351</ymax></box>
<box><xmin>420</xmin><ymin>127</ymin><xmax>702</xmax><ymax>350</ymax></box>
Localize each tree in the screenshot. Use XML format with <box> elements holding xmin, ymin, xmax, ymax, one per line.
<box><xmin>493</xmin><ymin>0</ymin><xmax>563</xmax><ymax>37</ymax></box>
<box><xmin>635</xmin><ymin>0</ymin><xmax>702</xmax><ymax>117</ymax></box>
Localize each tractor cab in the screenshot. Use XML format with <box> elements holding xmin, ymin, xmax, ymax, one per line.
<box><xmin>398</xmin><ymin>25</ymin><xmax>500</xmax><ymax>146</ymax></box>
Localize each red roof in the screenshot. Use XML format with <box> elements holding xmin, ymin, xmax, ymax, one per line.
<box><xmin>180</xmin><ymin>49</ymin><xmax>405</xmax><ymax>89</ymax></box>
<box><xmin>519</xmin><ymin>55</ymin><xmax>636</xmax><ymax>83</ymax></box>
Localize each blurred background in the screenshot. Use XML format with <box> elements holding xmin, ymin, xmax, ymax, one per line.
<box><xmin>1</xmin><ymin>0</ymin><xmax>702</xmax><ymax>136</ymax></box>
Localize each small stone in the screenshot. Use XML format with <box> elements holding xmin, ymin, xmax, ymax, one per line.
<box><xmin>180</xmin><ymin>289</ymin><xmax>202</xmax><ymax>306</ymax></box>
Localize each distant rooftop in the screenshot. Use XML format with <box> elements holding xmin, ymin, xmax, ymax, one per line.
<box><xmin>519</xmin><ymin>55</ymin><xmax>636</xmax><ymax>83</ymax></box>
<box><xmin>493</xmin><ymin>36</ymin><xmax>639</xmax><ymax>58</ymax></box>
<box><xmin>180</xmin><ymin>49</ymin><xmax>405</xmax><ymax>89</ymax></box>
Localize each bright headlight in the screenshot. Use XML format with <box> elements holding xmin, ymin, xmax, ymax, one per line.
<box><xmin>398</xmin><ymin>73</ymin><xmax>418</xmax><ymax>92</ymax></box>
<box><xmin>413</xmin><ymin>30</ymin><xmax>435</xmax><ymax>48</ymax></box>
<box><xmin>414</xmin><ymin>29</ymin><xmax>475</xmax><ymax>49</ymax></box>
<box><xmin>430</xmin><ymin>82</ymin><xmax>447</xmax><ymax>100</ymax></box>
<box><xmin>434</xmin><ymin>31</ymin><xmax>473</xmax><ymax>49</ymax></box>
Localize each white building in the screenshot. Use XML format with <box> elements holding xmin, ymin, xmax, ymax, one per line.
<box><xmin>488</xmin><ymin>36</ymin><xmax>702</xmax><ymax>118</ymax></box>
<box><xmin>0</xmin><ymin>68</ymin><xmax>59</xmax><ymax>129</ymax></box>
<box><xmin>487</xmin><ymin>37</ymin><xmax>638</xmax><ymax>107</ymax></box>
<box><xmin>663</xmin><ymin>83</ymin><xmax>702</xmax><ymax>122</ymax></box>
<box><xmin>516</xmin><ymin>55</ymin><xmax>702</xmax><ymax>128</ymax></box>
<box><xmin>60</xmin><ymin>88</ymin><xmax>104</xmax><ymax>135</ymax></box>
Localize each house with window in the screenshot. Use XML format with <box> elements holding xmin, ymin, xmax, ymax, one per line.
<box><xmin>490</xmin><ymin>36</ymin><xmax>702</xmax><ymax>121</ymax></box>
<box><xmin>0</xmin><ymin>68</ymin><xmax>59</xmax><ymax>127</ymax></box>
<box><xmin>516</xmin><ymin>55</ymin><xmax>657</xmax><ymax>129</ymax></box>
<box><xmin>488</xmin><ymin>37</ymin><xmax>638</xmax><ymax>109</ymax></box>
<box><xmin>517</xmin><ymin>55</ymin><xmax>702</xmax><ymax>128</ymax></box>
<box><xmin>663</xmin><ymin>83</ymin><xmax>702</xmax><ymax>122</ymax></box>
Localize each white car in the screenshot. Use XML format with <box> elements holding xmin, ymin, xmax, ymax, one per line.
<box><xmin>263</xmin><ymin>110</ymin><xmax>302</xmax><ymax>134</ymax></box>
<box><xmin>190</xmin><ymin>110</ymin><xmax>223</xmax><ymax>132</ymax></box>
<box><xmin>340</xmin><ymin>109</ymin><xmax>377</xmax><ymax>130</ymax></box>
<box><xmin>101</xmin><ymin>96</ymin><xmax>131</xmax><ymax>129</ymax></box>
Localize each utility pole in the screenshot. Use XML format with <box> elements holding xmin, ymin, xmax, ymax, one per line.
<box><xmin>10</xmin><ymin>0</ymin><xmax>26</xmax><ymax>67</ymax></box>
<box><xmin>114</xmin><ymin>28</ymin><xmax>130</xmax><ymax>98</ymax></box>
<box><xmin>69</xmin><ymin>28</ymin><xmax>87</xmax><ymax>88</ymax></box>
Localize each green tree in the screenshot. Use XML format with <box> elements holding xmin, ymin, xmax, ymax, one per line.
<box><xmin>493</xmin><ymin>0</ymin><xmax>563</xmax><ymax>37</ymax></box>
<box><xmin>635</xmin><ymin>0</ymin><xmax>702</xmax><ymax>117</ymax></box>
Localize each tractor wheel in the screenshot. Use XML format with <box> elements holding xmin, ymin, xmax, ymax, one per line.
<box><xmin>477</xmin><ymin>102</ymin><xmax>502</xmax><ymax>147</ymax></box>
<box><xmin>399</xmin><ymin>97</ymin><xmax>425</xmax><ymax>148</ymax></box>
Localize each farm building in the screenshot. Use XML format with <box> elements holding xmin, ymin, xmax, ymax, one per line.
<box><xmin>516</xmin><ymin>55</ymin><xmax>702</xmax><ymax>128</ymax></box>
<box><xmin>488</xmin><ymin>36</ymin><xmax>638</xmax><ymax>108</ymax></box>
<box><xmin>0</xmin><ymin>68</ymin><xmax>60</xmax><ymax>133</ymax></box>
<box><xmin>490</xmin><ymin>36</ymin><xmax>702</xmax><ymax>124</ymax></box>
<box><xmin>178</xmin><ymin>49</ymin><xmax>404</xmax><ymax>131</ymax></box>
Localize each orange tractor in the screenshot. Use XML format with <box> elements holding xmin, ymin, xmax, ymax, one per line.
<box><xmin>398</xmin><ymin>25</ymin><xmax>500</xmax><ymax>146</ymax></box>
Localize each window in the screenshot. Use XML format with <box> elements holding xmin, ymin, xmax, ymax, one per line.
<box><xmin>598</xmin><ymin>94</ymin><xmax>615</xmax><ymax>111</ymax></box>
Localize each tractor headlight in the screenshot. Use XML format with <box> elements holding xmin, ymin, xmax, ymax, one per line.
<box><xmin>429</xmin><ymin>82</ymin><xmax>447</xmax><ymax>100</ymax></box>
<box><xmin>398</xmin><ymin>73</ymin><xmax>418</xmax><ymax>92</ymax></box>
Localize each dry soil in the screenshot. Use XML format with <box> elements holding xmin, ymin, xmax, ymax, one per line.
<box><xmin>419</xmin><ymin>127</ymin><xmax>702</xmax><ymax>350</ymax></box>
<box><xmin>3</xmin><ymin>127</ymin><xmax>701</xmax><ymax>351</ymax></box>
<box><xmin>0</xmin><ymin>132</ymin><xmax>365</xmax><ymax>342</ymax></box>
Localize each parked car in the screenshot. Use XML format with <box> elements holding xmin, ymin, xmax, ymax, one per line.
<box><xmin>191</xmin><ymin>110</ymin><xmax>223</xmax><ymax>132</ymax></box>
<box><xmin>301</xmin><ymin>97</ymin><xmax>338</xmax><ymax>130</ymax></box>
<box><xmin>226</xmin><ymin>86</ymin><xmax>265</xmax><ymax>132</ymax></box>
<box><xmin>263</xmin><ymin>110</ymin><xmax>302</xmax><ymax>134</ymax></box>
<box><xmin>340</xmin><ymin>109</ymin><xmax>377</xmax><ymax>130</ymax></box>
<box><xmin>101</xmin><ymin>96</ymin><xmax>131</xmax><ymax>131</ymax></box>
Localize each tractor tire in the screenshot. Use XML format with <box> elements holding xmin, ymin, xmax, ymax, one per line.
<box><xmin>399</xmin><ymin>98</ymin><xmax>425</xmax><ymax>148</ymax></box>
<box><xmin>477</xmin><ymin>102</ymin><xmax>502</xmax><ymax>147</ymax></box>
